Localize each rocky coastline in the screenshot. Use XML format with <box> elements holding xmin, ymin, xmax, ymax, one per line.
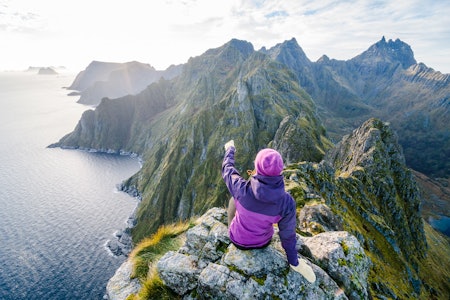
<box><xmin>104</xmin><ymin>171</ymin><xmax>143</xmax><ymax>257</ymax></box>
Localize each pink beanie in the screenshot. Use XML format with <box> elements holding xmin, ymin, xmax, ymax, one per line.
<box><xmin>254</xmin><ymin>148</ymin><xmax>284</xmax><ymax>176</ymax></box>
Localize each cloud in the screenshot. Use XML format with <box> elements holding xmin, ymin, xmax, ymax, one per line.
<box><xmin>226</xmin><ymin>0</ymin><xmax>450</xmax><ymax>67</ymax></box>
<box><xmin>0</xmin><ymin>1</ymin><xmax>44</xmax><ymax>33</ymax></box>
<box><xmin>265</xmin><ymin>10</ymin><xmax>289</xmax><ymax>19</ymax></box>
<box><xmin>0</xmin><ymin>0</ymin><xmax>449</xmax><ymax>73</ymax></box>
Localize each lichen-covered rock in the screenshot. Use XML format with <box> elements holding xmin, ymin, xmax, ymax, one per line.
<box><xmin>301</xmin><ymin>231</ymin><xmax>371</xmax><ymax>300</ymax></box>
<box><xmin>157</xmin><ymin>251</ymin><xmax>202</xmax><ymax>295</ymax></box>
<box><xmin>223</xmin><ymin>244</ymin><xmax>287</xmax><ymax>277</ymax></box>
<box><xmin>156</xmin><ymin>207</ymin><xmax>369</xmax><ymax>299</ymax></box>
<box><xmin>179</xmin><ymin>207</ymin><xmax>231</xmax><ymax>265</ymax></box>
<box><xmin>298</xmin><ymin>203</ymin><xmax>344</xmax><ymax>234</ymax></box>
<box><xmin>105</xmin><ymin>260</ymin><xmax>141</xmax><ymax>300</ymax></box>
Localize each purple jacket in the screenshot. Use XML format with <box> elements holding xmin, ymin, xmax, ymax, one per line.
<box><xmin>222</xmin><ymin>147</ymin><xmax>299</xmax><ymax>266</ymax></box>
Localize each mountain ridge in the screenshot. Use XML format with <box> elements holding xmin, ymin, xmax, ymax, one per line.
<box><xmin>265</xmin><ymin>36</ymin><xmax>449</xmax><ymax>178</ymax></box>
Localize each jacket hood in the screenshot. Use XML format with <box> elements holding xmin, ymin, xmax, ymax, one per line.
<box><xmin>250</xmin><ymin>175</ymin><xmax>285</xmax><ymax>204</ymax></box>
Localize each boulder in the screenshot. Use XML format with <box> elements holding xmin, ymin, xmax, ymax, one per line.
<box><xmin>301</xmin><ymin>231</ymin><xmax>371</xmax><ymax>300</ymax></box>
<box><xmin>157</xmin><ymin>251</ymin><xmax>202</xmax><ymax>295</ymax></box>
<box><xmin>105</xmin><ymin>260</ymin><xmax>141</xmax><ymax>300</ymax></box>
<box><xmin>298</xmin><ymin>203</ymin><xmax>344</xmax><ymax>234</ymax></box>
<box><xmin>156</xmin><ymin>207</ymin><xmax>369</xmax><ymax>299</ymax></box>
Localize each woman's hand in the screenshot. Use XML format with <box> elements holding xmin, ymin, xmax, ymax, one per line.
<box><xmin>224</xmin><ymin>140</ymin><xmax>235</xmax><ymax>151</ymax></box>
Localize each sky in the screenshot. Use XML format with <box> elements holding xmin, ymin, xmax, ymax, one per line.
<box><xmin>1</xmin><ymin>0</ymin><xmax>449</xmax><ymax>73</ymax></box>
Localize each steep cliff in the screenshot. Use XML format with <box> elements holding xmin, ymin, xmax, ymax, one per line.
<box><xmin>324</xmin><ymin>118</ymin><xmax>426</xmax><ymax>259</ymax></box>
<box><xmin>52</xmin><ymin>39</ymin><xmax>331</xmax><ymax>241</ymax></box>
<box><xmin>68</xmin><ymin>61</ymin><xmax>182</xmax><ymax>106</ymax></box>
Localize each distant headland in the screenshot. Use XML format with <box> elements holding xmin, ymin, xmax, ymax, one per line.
<box><xmin>26</xmin><ymin>66</ymin><xmax>66</xmax><ymax>74</ymax></box>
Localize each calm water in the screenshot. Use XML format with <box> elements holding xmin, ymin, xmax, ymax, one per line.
<box><xmin>429</xmin><ymin>215</ymin><xmax>450</xmax><ymax>237</ymax></box>
<box><xmin>0</xmin><ymin>72</ymin><xmax>141</xmax><ymax>299</ymax></box>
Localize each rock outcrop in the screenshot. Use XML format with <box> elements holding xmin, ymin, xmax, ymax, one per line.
<box><xmin>324</xmin><ymin>118</ymin><xmax>427</xmax><ymax>259</ymax></box>
<box><xmin>298</xmin><ymin>203</ymin><xmax>344</xmax><ymax>234</ymax></box>
<box><xmin>106</xmin><ymin>260</ymin><xmax>141</xmax><ymax>300</ymax></box>
<box><xmin>107</xmin><ymin>207</ymin><xmax>370</xmax><ymax>299</ymax></box>
<box><xmin>282</xmin><ymin>118</ymin><xmax>430</xmax><ymax>298</ymax></box>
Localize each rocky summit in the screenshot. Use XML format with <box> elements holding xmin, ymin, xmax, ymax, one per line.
<box><xmin>107</xmin><ymin>207</ymin><xmax>370</xmax><ymax>300</ymax></box>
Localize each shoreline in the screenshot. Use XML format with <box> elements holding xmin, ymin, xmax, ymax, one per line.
<box><xmin>105</xmin><ymin>182</ymin><xmax>143</xmax><ymax>257</ymax></box>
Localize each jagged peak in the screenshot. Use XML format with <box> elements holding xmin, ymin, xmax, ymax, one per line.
<box><xmin>325</xmin><ymin>118</ymin><xmax>405</xmax><ymax>172</ymax></box>
<box><xmin>283</xmin><ymin>37</ymin><xmax>300</xmax><ymax>47</ymax></box>
<box><xmin>226</xmin><ymin>38</ymin><xmax>254</xmax><ymax>53</ymax></box>
<box><xmin>85</xmin><ymin>60</ymin><xmax>122</xmax><ymax>68</ymax></box>
<box><xmin>376</xmin><ymin>36</ymin><xmax>411</xmax><ymax>52</ymax></box>
<box><xmin>203</xmin><ymin>38</ymin><xmax>255</xmax><ymax>60</ymax></box>
<box><xmin>185</xmin><ymin>39</ymin><xmax>255</xmax><ymax>74</ymax></box>
<box><xmin>179</xmin><ymin>39</ymin><xmax>255</xmax><ymax>85</ymax></box>
<box><xmin>317</xmin><ymin>54</ymin><xmax>330</xmax><ymax>63</ymax></box>
<box><xmin>262</xmin><ymin>37</ymin><xmax>311</xmax><ymax>67</ymax></box>
<box><xmin>352</xmin><ymin>36</ymin><xmax>416</xmax><ymax>69</ymax></box>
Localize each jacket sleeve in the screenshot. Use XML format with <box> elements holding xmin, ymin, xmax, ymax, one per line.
<box><xmin>221</xmin><ymin>146</ymin><xmax>246</xmax><ymax>197</ymax></box>
<box><xmin>278</xmin><ymin>194</ymin><xmax>299</xmax><ymax>266</ymax></box>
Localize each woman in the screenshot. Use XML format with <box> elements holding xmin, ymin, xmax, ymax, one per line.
<box><xmin>221</xmin><ymin>140</ymin><xmax>315</xmax><ymax>283</ymax></box>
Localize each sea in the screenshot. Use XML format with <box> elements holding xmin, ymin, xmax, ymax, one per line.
<box><xmin>0</xmin><ymin>71</ymin><xmax>141</xmax><ymax>299</ymax></box>
<box><xmin>429</xmin><ymin>215</ymin><xmax>450</xmax><ymax>237</ymax></box>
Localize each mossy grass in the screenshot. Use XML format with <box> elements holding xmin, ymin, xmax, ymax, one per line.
<box><xmin>134</xmin><ymin>264</ymin><xmax>181</xmax><ymax>300</ymax></box>
<box><xmin>130</xmin><ymin>220</ymin><xmax>193</xmax><ymax>280</ymax></box>
<box><xmin>340</xmin><ymin>241</ymin><xmax>350</xmax><ymax>256</ymax></box>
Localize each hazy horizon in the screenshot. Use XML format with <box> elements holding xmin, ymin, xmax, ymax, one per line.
<box><xmin>1</xmin><ymin>0</ymin><xmax>450</xmax><ymax>73</ymax></box>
